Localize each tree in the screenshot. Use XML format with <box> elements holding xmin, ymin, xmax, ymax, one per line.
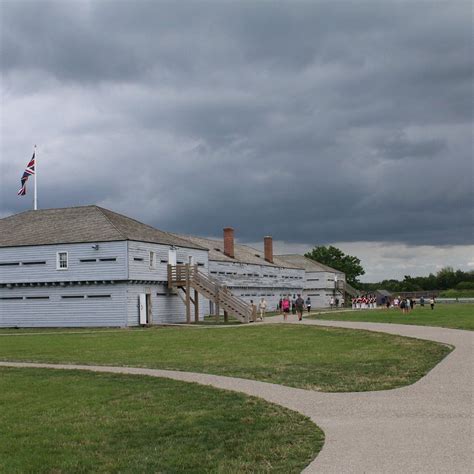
<box><xmin>305</xmin><ymin>245</ymin><xmax>365</xmax><ymax>287</ymax></box>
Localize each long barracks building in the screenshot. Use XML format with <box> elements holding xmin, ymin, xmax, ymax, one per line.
<box><xmin>0</xmin><ymin>206</ymin><xmax>348</xmax><ymax>327</ymax></box>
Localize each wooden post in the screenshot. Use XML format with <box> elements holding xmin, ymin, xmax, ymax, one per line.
<box><xmin>194</xmin><ymin>289</ymin><xmax>199</xmax><ymax>323</ymax></box>
<box><xmin>185</xmin><ymin>264</ymin><xmax>191</xmax><ymax>323</ymax></box>
<box><xmin>215</xmin><ymin>283</ymin><xmax>220</xmax><ymax>323</ymax></box>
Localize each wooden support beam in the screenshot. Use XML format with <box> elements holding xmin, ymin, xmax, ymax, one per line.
<box><xmin>177</xmin><ymin>288</ymin><xmax>187</xmax><ymax>305</ymax></box>
<box><xmin>185</xmin><ymin>264</ymin><xmax>191</xmax><ymax>324</ymax></box>
<box><xmin>224</xmin><ymin>310</ymin><xmax>228</xmax><ymax>323</ymax></box>
<box><xmin>215</xmin><ymin>283</ymin><xmax>220</xmax><ymax>323</ymax></box>
<box><xmin>194</xmin><ymin>289</ymin><xmax>199</xmax><ymax>323</ymax></box>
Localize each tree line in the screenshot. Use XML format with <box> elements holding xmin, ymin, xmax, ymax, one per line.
<box><xmin>305</xmin><ymin>245</ymin><xmax>473</xmax><ymax>292</ymax></box>
<box><xmin>358</xmin><ymin>267</ymin><xmax>474</xmax><ymax>293</ymax></box>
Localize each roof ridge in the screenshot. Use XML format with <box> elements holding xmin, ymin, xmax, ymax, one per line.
<box><xmin>94</xmin><ymin>206</ymin><xmax>127</xmax><ymax>240</ymax></box>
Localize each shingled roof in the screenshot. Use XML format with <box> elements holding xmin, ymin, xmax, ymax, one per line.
<box><xmin>170</xmin><ymin>233</ymin><xmax>301</xmax><ymax>269</ymax></box>
<box><xmin>0</xmin><ymin>206</ymin><xmax>205</xmax><ymax>250</ymax></box>
<box><xmin>273</xmin><ymin>254</ymin><xmax>344</xmax><ymax>274</ymax></box>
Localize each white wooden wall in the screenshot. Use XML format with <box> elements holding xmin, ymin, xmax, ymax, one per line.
<box><xmin>0</xmin><ymin>283</ymin><xmax>128</xmax><ymax>327</ymax></box>
<box><xmin>0</xmin><ymin>241</ymin><xmax>128</xmax><ymax>284</ymax></box>
<box><xmin>127</xmin><ymin>241</ymin><xmax>208</xmax><ymax>281</ymax></box>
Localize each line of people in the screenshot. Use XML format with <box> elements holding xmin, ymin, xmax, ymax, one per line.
<box><xmin>351</xmin><ymin>295</ymin><xmax>377</xmax><ymax>309</ymax></box>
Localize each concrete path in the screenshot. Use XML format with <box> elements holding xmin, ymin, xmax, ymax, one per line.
<box><xmin>1</xmin><ymin>319</ymin><xmax>472</xmax><ymax>473</ymax></box>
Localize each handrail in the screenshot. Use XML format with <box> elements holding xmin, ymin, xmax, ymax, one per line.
<box><xmin>168</xmin><ymin>264</ymin><xmax>252</xmax><ymax>322</ymax></box>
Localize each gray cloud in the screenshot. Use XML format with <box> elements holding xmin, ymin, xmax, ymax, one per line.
<box><xmin>1</xmin><ymin>0</ymin><xmax>472</xmax><ymax>267</ymax></box>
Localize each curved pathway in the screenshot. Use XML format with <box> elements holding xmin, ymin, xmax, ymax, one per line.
<box><xmin>1</xmin><ymin>318</ymin><xmax>472</xmax><ymax>473</ymax></box>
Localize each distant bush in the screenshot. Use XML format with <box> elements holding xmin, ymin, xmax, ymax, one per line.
<box><xmin>456</xmin><ymin>281</ymin><xmax>474</xmax><ymax>290</ymax></box>
<box><xmin>439</xmin><ymin>289</ymin><xmax>474</xmax><ymax>298</ymax></box>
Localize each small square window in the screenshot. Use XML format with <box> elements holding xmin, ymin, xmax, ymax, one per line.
<box><xmin>57</xmin><ymin>252</ymin><xmax>68</xmax><ymax>270</ymax></box>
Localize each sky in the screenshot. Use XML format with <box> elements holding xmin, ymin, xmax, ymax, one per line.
<box><xmin>0</xmin><ymin>1</ymin><xmax>472</xmax><ymax>282</ymax></box>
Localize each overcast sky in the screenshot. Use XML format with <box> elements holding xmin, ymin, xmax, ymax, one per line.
<box><xmin>1</xmin><ymin>1</ymin><xmax>472</xmax><ymax>281</ymax></box>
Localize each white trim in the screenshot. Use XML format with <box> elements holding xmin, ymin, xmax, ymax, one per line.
<box><xmin>56</xmin><ymin>251</ymin><xmax>68</xmax><ymax>270</ymax></box>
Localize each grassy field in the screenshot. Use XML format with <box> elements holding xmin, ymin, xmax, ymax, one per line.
<box><xmin>0</xmin><ymin>367</ymin><xmax>323</xmax><ymax>473</ymax></box>
<box><xmin>308</xmin><ymin>304</ymin><xmax>474</xmax><ymax>330</ymax></box>
<box><xmin>0</xmin><ymin>325</ymin><xmax>451</xmax><ymax>392</ymax></box>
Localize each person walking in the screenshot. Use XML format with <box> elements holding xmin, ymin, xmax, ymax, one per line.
<box><xmin>306</xmin><ymin>296</ymin><xmax>311</xmax><ymax>313</ymax></box>
<box><xmin>282</xmin><ymin>296</ymin><xmax>290</xmax><ymax>321</ymax></box>
<box><xmin>258</xmin><ymin>297</ymin><xmax>267</xmax><ymax>321</ymax></box>
<box><xmin>250</xmin><ymin>300</ymin><xmax>257</xmax><ymax>322</ymax></box>
<box><xmin>330</xmin><ymin>296</ymin><xmax>335</xmax><ymax>309</ymax></box>
<box><xmin>295</xmin><ymin>294</ymin><xmax>305</xmax><ymax>321</ymax></box>
<box><xmin>420</xmin><ymin>296</ymin><xmax>425</xmax><ymax>307</ymax></box>
<box><xmin>291</xmin><ymin>297</ymin><xmax>297</xmax><ymax>315</ymax></box>
<box><xmin>430</xmin><ymin>297</ymin><xmax>435</xmax><ymax>310</ymax></box>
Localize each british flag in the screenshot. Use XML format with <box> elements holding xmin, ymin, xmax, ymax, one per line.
<box><xmin>17</xmin><ymin>152</ymin><xmax>35</xmax><ymax>196</ymax></box>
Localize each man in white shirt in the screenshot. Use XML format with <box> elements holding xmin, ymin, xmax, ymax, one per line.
<box><xmin>258</xmin><ymin>298</ymin><xmax>267</xmax><ymax>321</ymax></box>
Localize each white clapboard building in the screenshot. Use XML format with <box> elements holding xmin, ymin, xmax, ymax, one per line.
<box><xmin>171</xmin><ymin>229</ymin><xmax>305</xmax><ymax>311</ymax></box>
<box><xmin>0</xmin><ymin>206</ymin><xmax>210</xmax><ymax>327</ymax></box>
<box><xmin>274</xmin><ymin>254</ymin><xmax>351</xmax><ymax>307</ymax></box>
<box><xmin>0</xmin><ymin>206</ymin><xmax>348</xmax><ymax>327</ymax></box>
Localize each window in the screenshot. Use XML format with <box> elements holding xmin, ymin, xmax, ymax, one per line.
<box><xmin>134</xmin><ymin>257</ymin><xmax>144</xmax><ymax>262</ymax></box>
<box><xmin>26</xmin><ymin>296</ymin><xmax>49</xmax><ymax>300</ymax></box>
<box><xmin>22</xmin><ymin>261</ymin><xmax>46</xmax><ymax>265</ymax></box>
<box><xmin>149</xmin><ymin>251</ymin><xmax>156</xmax><ymax>269</ymax></box>
<box><xmin>0</xmin><ymin>296</ymin><xmax>23</xmax><ymax>300</ymax></box>
<box><xmin>160</xmin><ymin>259</ymin><xmax>168</xmax><ymax>264</ymax></box>
<box><xmin>87</xmin><ymin>294</ymin><xmax>111</xmax><ymax>299</ymax></box>
<box><xmin>80</xmin><ymin>258</ymin><xmax>97</xmax><ymax>263</ymax></box>
<box><xmin>61</xmin><ymin>295</ymin><xmax>84</xmax><ymax>299</ymax></box>
<box><xmin>197</xmin><ymin>262</ymin><xmax>205</xmax><ymax>267</ymax></box>
<box><xmin>57</xmin><ymin>252</ymin><xmax>68</xmax><ymax>270</ymax></box>
<box><xmin>0</xmin><ymin>262</ymin><xmax>20</xmax><ymax>266</ymax></box>
<box><xmin>99</xmin><ymin>258</ymin><xmax>116</xmax><ymax>262</ymax></box>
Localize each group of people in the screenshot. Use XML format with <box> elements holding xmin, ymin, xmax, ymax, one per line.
<box><xmin>390</xmin><ymin>296</ymin><xmax>436</xmax><ymax>312</ymax></box>
<box><xmin>351</xmin><ymin>295</ymin><xmax>377</xmax><ymax>309</ymax></box>
<box><xmin>329</xmin><ymin>296</ymin><xmax>344</xmax><ymax>309</ymax></box>
<box><xmin>278</xmin><ymin>295</ymin><xmax>312</xmax><ymax>321</ymax></box>
<box><xmin>248</xmin><ymin>295</ymin><xmax>312</xmax><ymax>322</ymax></box>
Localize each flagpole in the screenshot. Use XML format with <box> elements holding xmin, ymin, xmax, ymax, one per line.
<box><xmin>33</xmin><ymin>145</ymin><xmax>37</xmax><ymax>210</ymax></box>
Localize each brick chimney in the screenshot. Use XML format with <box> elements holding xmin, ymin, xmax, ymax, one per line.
<box><xmin>223</xmin><ymin>227</ymin><xmax>235</xmax><ymax>258</ymax></box>
<box><xmin>264</xmin><ymin>236</ymin><xmax>273</xmax><ymax>263</ymax></box>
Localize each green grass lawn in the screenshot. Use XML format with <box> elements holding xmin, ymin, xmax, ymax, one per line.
<box><xmin>0</xmin><ymin>368</ymin><xmax>323</xmax><ymax>473</ymax></box>
<box><xmin>0</xmin><ymin>325</ymin><xmax>451</xmax><ymax>392</ymax></box>
<box><xmin>308</xmin><ymin>304</ymin><xmax>474</xmax><ymax>330</ymax></box>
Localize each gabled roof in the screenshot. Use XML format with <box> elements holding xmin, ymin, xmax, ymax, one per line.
<box><xmin>0</xmin><ymin>206</ymin><xmax>205</xmax><ymax>250</ymax></box>
<box><xmin>274</xmin><ymin>254</ymin><xmax>344</xmax><ymax>275</ymax></box>
<box><xmin>170</xmin><ymin>233</ymin><xmax>301</xmax><ymax>269</ymax></box>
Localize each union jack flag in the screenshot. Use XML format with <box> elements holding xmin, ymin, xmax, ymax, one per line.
<box><xmin>17</xmin><ymin>152</ymin><xmax>35</xmax><ymax>196</ymax></box>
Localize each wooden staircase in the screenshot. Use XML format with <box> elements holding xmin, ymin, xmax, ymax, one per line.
<box><xmin>168</xmin><ymin>264</ymin><xmax>252</xmax><ymax>323</ymax></box>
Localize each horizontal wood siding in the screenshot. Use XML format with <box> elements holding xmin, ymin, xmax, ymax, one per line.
<box><xmin>126</xmin><ymin>284</ymin><xmax>207</xmax><ymax>326</ymax></box>
<box><xmin>209</xmin><ymin>261</ymin><xmax>304</xmax><ymax>289</ymax></box>
<box><xmin>0</xmin><ymin>241</ymin><xmax>128</xmax><ymax>284</ymax></box>
<box><xmin>0</xmin><ymin>284</ymin><xmax>127</xmax><ymax>327</ymax></box>
<box><xmin>128</xmin><ymin>241</ymin><xmax>208</xmax><ymax>281</ymax></box>
<box><xmin>207</xmin><ymin>260</ymin><xmax>304</xmax><ymax>312</ymax></box>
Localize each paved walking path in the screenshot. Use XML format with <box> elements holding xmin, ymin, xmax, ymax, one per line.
<box><xmin>1</xmin><ymin>319</ymin><xmax>472</xmax><ymax>473</ymax></box>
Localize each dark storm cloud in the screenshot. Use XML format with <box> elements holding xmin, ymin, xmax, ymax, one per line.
<box><xmin>1</xmin><ymin>0</ymin><xmax>472</xmax><ymax>250</ymax></box>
